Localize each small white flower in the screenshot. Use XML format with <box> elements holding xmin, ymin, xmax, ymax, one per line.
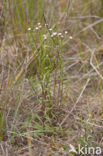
<box><xmin>51</xmin><ymin>32</ymin><xmax>57</xmax><ymax>37</ymax></box>
<box><xmin>65</xmin><ymin>31</ymin><xmax>68</xmax><ymax>34</ymax></box>
<box><xmin>45</xmin><ymin>23</ymin><xmax>48</xmax><ymax>26</ymax></box>
<box><xmin>58</xmin><ymin>33</ymin><xmax>62</xmax><ymax>36</ymax></box>
<box><xmin>35</xmin><ymin>27</ymin><xmax>39</xmax><ymax>30</ymax></box>
<box><xmin>43</xmin><ymin>34</ymin><xmax>47</xmax><ymax>40</ymax></box>
<box><xmin>49</xmin><ymin>28</ymin><xmax>52</xmax><ymax>31</ymax></box>
<box><xmin>61</xmin><ymin>35</ymin><xmax>64</xmax><ymax>38</ymax></box>
<box><xmin>53</xmin><ymin>32</ymin><xmax>57</xmax><ymax>35</ymax></box>
<box><xmin>69</xmin><ymin>36</ymin><xmax>73</xmax><ymax>39</ymax></box>
<box><xmin>28</xmin><ymin>27</ymin><xmax>31</xmax><ymax>31</ymax></box>
<box><xmin>38</xmin><ymin>22</ymin><xmax>41</xmax><ymax>25</ymax></box>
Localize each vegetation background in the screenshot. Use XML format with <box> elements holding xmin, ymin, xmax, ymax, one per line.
<box><xmin>0</xmin><ymin>0</ymin><xmax>103</xmax><ymax>155</ymax></box>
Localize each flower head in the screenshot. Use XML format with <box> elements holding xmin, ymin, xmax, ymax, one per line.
<box><xmin>69</xmin><ymin>36</ymin><xmax>73</xmax><ymax>39</ymax></box>
<box><xmin>28</xmin><ymin>27</ymin><xmax>31</xmax><ymax>31</ymax></box>
<box><xmin>65</xmin><ymin>31</ymin><xmax>68</xmax><ymax>34</ymax></box>
<box><xmin>43</xmin><ymin>34</ymin><xmax>47</xmax><ymax>40</ymax></box>
<box><xmin>49</xmin><ymin>28</ymin><xmax>52</xmax><ymax>31</ymax></box>
<box><xmin>51</xmin><ymin>32</ymin><xmax>57</xmax><ymax>37</ymax></box>
<box><xmin>35</xmin><ymin>27</ymin><xmax>39</xmax><ymax>30</ymax></box>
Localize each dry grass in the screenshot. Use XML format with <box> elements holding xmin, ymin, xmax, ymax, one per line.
<box><xmin>0</xmin><ymin>0</ymin><xmax>103</xmax><ymax>155</ymax></box>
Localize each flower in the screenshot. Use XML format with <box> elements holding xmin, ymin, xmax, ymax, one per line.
<box><xmin>43</xmin><ymin>34</ymin><xmax>47</xmax><ymax>40</ymax></box>
<box><xmin>28</xmin><ymin>27</ymin><xmax>31</xmax><ymax>31</ymax></box>
<box><xmin>51</xmin><ymin>32</ymin><xmax>57</xmax><ymax>37</ymax></box>
<box><xmin>65</xmin><ymin>31</ymin><xmax>68</xmax><ymax>34</ymax></box>
<box><xmin>61</xmin><ymin>35</ymin><xmax>64</xmax><ymax>38</ymax></box>
<box><xmin>45</xmin><ymin>23</ymin><xmax>48</xmax><ymax>26</ymax></box>
<box><xmin>38</xmin><ymin>22</ymin><xmax>41</xmax><ymax>25</ymax></box>
<box><xmin>35</xmin><ymin>27</ymin><xmax>39</xmax><ymax>30</ymax></box>
<box><xmin>37</xmin><ymin>23</ymin><xmax>42</xmax><ymax>29</ymax></box>
<box><xmin>49</xmin><ymin>28</ymin><xmax>52</xmax><ymax>31</ymax></box>
<box><xmin>58</xmin><ymin>33</ymin><xmax>62</xmax><ymax>36</ymax></box>
<box><xmin>69</xmin><ymin>36</ymin><xmax>73</xmax><ymax>39</ymax></box>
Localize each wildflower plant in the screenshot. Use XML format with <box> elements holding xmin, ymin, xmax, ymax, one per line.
<box><xmin>24</xmin><ymin>21</ymin><xmax>69</xmax><ymax>131</ymax></box>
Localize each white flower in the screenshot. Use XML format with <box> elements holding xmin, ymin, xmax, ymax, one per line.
<box><xmin>51</xmin><ymin>32</ymin><xmax>57</xmax><ymax>37</ymax></box>
<box><xmin>28</xmin><ymin>27</ymin><xmax>31</xmax><ymax>31</ymax></box>
<box><xmin>58</xmin><ymin>33</ymin><xmax>62</xmax><ymax>36</ymax></box>
<box><xmin>49</xmin><ymin>28</ymin><xmax>52</xmax><ymax>31</ymax></box>
<box><xmin>38</xmin><ymin>23</ymin><xmax>41</xmax><ymax>25</ymax></box>
<box><xmin>61</xmin><ymin>35</ymin><xmax>64</xmax><ymax>38</ymax></box>
<box><xmin>37</xmin><ymin>23</ymin><xmax>42</xmax><ymax>28</ymax></box>
<box><xmin>45</xmin><ymin>23</ymin><xmax>48</xmax><ymax>26</ymax></box>
<box><xmin>65</xmin><ymin>31</ymin><xmax>68</xmax><ymax>34</ymax></box>
<box><xmin>69</xmin><ymin>36</ymin><xmax>73</xmax><ymax>39</ymax></box>
<box><xmin>35</xmin><ymin>27</ymin><xmax>39</xmax><ymax>30</ymax></box>
<box><xmin>53</xmin><ymin>32</ymin><xmax>57</xmax><ymax>35</ymax></box>
<box><xmin>43</xmin><ymin>34</ymin><xmax>47</xmax><ymax>40</ymax></box>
